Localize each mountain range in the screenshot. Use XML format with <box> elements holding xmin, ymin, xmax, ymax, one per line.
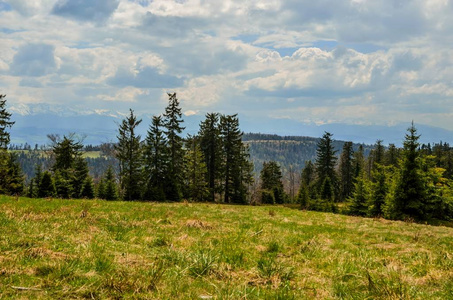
<box><xmin>9</xmin><ymin>103</ymin><xmax>453</xmax><ymax>146</ymax></box>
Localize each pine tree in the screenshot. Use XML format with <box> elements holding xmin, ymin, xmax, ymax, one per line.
<box><xmin>80</xmin><ymin>177</ymin><xmax>95</xmax><ymax>199</ymax></box>
<box><xmin>389</xmin><ymin>123</ymin><xmax>428</xmax><ymax>220</ymax></box>
<box><xmin>38</xmin><ymin>171</ymin><xmax>55</xmax><ymax>198</ymax></box>
<box><xmin>338</xmin><ymin>142</ymin><xmax>354</xmax><ymax>202</ymax></box>
<box><xmin>352</xmin><ymin>145</ymin><xmax>365</xmax><ymax>179</ymax></box>
<box><xmin>4</xmin><ymin>153</ymin><xmax>24</xmax><ymax>195</ymax></box>
<box><xmin>372</xmin><ymin>140</ymin><xmax>385</xmax><ymax>166</ymax></box>
<box><xmin>0</xmin><ymin>95</ymin><xmax>14</xmax><ymax>150</ymax></box>
<box><xmin>385</xmin><ymin>144</ymin><xmax>399</xmax><ymax>167</ymax></box>
<box><xmin>220</xmin><ymin>114</ymin><xmax>253</xmax><ymax>204</ymax></box>
<box><xmin>199</xmin><ymin>113</ymin><xmax>222</xmax><ymax>202</ymax></box>
<box><xmin>162</xmin><ymin>93</ymin><xmax>185</xmax><ymax>201</ymax></box>
<box><xmin>297</xmin><ymin>183</ymin><xmax>310</xmax><ymax>209</ymax></box>
<box><xmin>260</xmin><ymin>161</ymin><xmax>285</xmax><ymax>204</ymax></box>
<box><xmin>54</xmin><ymin>170</ymin><xmax>72</xmax><ymax>199</ymax></box>
<box><xmin>51</xmin><ymin>135</ymin><xmax>83</xmax><ymax>172</ymax></box>
<box><xmin>72</xmin><ymin>156</ymin><xmax>90</xmax><ymax>198</ymax></box>
<box><xmin>96</xmin><ymin>178</ymin><xmax>106</xmax><ymax>199</ymax></box>
<box><xmin>115</xmin><ymin>109</ymin><xmax>143</xmax><ymax>201</ymax></box>
<box><xmin>368</xmin><ymin>164</ymin><xmax>388</xmax><ymax>217</ymax></box>
<box><xmin>348</xmin><ymin>173</ymin><xmax>370</xmax><ymax>216</ymax></box>
<box><xmin>315</xmin><ymin>132</ymin><xmax>338</xmax><ymax>199</ymax></box>
<box><xmin>143</xmin><ymin>115</ymin><xmax>167</xmax><ymax>201</ymax></box>
<box><xmin>184</xmin><ymin>136</ymin><xmax>209</xmax><ymax>201</ymax></box>
<box><xmin>0</xmin><ymin>95</ymin><xmax>24</xmax><ymax>195</ymax></box>
<box><xmin>103</xmin><ymin>166</ymin><xmax>118</xmax><ymax>201</ymax></box>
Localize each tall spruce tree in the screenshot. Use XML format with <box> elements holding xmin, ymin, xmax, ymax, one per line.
<box><xmin>368</xmin><ymin>164</ymin><xmax>387</xmax><ymax>217</ymax></box>
<box><xmin>220</xmin><ymin>114</ymin><xmax>253</xmax><ymax>204</ymax></box>
<box><xmin>388</xmin><ymin>123</ymin><xmax>428</xmax><ymax>220</ymax></box>
<box><xmin>0</xmin><ymin>95</ymin><xmax>14</xmax><ymax>150</ymax></box>
<box><xmin>49</xmin><ymin>134</ymin><xmax>89</xmax><ymax>198</ymax></box>
<box><xmin>315</xmin><ymin>132</ymin><xmax>338</xmax><ymax>199</ymax></box>
<box><xmin>198</xmin><ymin>113</ymin><xmax>222</xmax><ymax>202</ymax></box>
<box><xmin>260</xmin><ymin>161</ymin><xmax>285</xmax><ymax>204</ymax></box>
<box><xmin>348</xmin><ymin>172</ymin><xmax>370</xmax><ymax>216</ymax></box>
<box><xmin>0</xmin><ymin>95</ymin><xmax>24</xmax><ymax>195</ymax></box>
<box><xmin>38</xmin><ymin>171</ymin><xmax>55</xmax><ymax>198</ymax></box>
<box><xmin>184</xmin><ymin>136</ymin><xmax>209</xmax><ymax>201</ymax></box>
<box><xmin>338</xmin><ymin>142</ymin><xmax>354</xmax><ymax>202</ymax></box>
<box><xmin>163</xmin><ymin>93</ymin><xmax>185</xmax><ymax>201</ymax></box>
<box><xmin>103</xmin><ymin>166</ymin><xmax>118</xmax><ymax>201</ymax></box>
<box><xmin>115</xmin><ymin>109</ymin><xmax>143</xmax><ymax>201</ymax></box>
<box><xmin>143</xmin><ymin>115</ymin><xmax>168</xmax><ymax>201</ymax></box>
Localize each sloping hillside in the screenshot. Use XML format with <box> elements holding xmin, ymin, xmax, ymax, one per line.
<box><xmin>244</xmin><ymin>133</ymin><xmax>374</xmax><ymax>173</ymax></box>
<box><xmin>1</xmin><ymin>196</ymin><xmax>452</xmax><ymax>299</ymax></box>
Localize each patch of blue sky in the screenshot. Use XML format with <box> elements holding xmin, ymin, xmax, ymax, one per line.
<box><xmin>203</xmin><ymin>29</ymin><xmax>216</xmax><ymax>37</ymax></box>
<box><xmin>0</xmin><ymin>28</ymin><xmax>24</xmax><ymax>34</ymax></box>
<box><xmin>231</xmin><ymin>34</ymin><xmax>259</xmax><ymax>44</ymax></box>
<box><xmin>272</xmin><ymin>47</ymin><xmax>300</xmax><ymax>57</ymax></box>
<box><xmin>0</xmin><ymin>1</ymin><xmax>11</xmax><ymax>11</ymax></box>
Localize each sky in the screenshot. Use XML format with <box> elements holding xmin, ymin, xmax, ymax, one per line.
<box><xmin>0</xmin><ymin>0</ymin><xmax>453</xmax><ymax>131</ymax></box>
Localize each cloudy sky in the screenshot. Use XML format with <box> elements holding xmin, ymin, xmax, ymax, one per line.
<box><xmin>0</xmin><ymin>0</ymin><xmax>452</xmax><ymax>130</ymax></box>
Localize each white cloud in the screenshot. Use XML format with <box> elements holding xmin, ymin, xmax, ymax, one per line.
<box><xmin>0</xmin><ymin>0</ymin><xmax>452</xmax><ymax>131</ymax></box>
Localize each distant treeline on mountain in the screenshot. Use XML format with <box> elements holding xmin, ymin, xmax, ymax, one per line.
<box><xmin>243</xmin><ymin>133</ymin><xmax>373</xmax><ymax>174</ymax></box>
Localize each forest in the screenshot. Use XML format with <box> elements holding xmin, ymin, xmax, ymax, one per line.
<box><xmin>0</xmin><ymin>93</ymin><xmax>452</xmax><ymax>222</ymax></box>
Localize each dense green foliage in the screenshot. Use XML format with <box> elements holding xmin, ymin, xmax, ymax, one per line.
<box><xmin>2</xmin><ymin>91</ymin><xmax>453</xmax><ymax>222</ymax></box>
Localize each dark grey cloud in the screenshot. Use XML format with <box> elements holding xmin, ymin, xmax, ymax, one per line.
<box><xmin>11</xmin><ymin>44</ymin><xmax>56</xmax><ymax>77</ymax></box>
<box><xmin>107</xmin><ymin>66</ymin><xmax>184</xmax><ymax>88</ymax></box>
<box><xmin>52</xmin><ymin>0</ymin><xmax>119</xmax><ymax>23</ymax></box>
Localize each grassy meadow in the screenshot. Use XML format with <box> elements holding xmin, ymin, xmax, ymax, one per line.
<box><xmin>0</xmin><ymin>196</ymin><xmax>452</xmax><ymax>299</ymax></box>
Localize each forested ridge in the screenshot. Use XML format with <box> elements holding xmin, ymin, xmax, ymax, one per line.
<box><xmin>1</xmin><ymin>93</ymin><xmax>453</xmax><ymax>223</ymax></box>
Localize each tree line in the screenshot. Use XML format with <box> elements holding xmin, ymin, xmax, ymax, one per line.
<box><xmin>258</xmin><ymin>128</ymin><xmax>453</xmax><ymax>221</ymax></box>
<box><xmin>1</xmin><ymin>93</ymin><xmax>452</xmax><ymax>222</ymax></box>
<box><xmin>1</xmin><ymin>93</ymin><xmax>253</xmax><ymax>204</ymax></box>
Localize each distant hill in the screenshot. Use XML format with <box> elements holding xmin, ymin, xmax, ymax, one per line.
<box><xmin>9</xmin><ymin>104</ymin><xmax>452</xmax><ymax>146</ymax></box>
<box><xmin>243</xmin><ymin>133</ymin><xmax>374</xmax><ymax>174</ymax></box>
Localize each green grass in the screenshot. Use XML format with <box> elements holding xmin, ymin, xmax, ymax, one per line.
<box><xmin>1</xmin><ymin>195</ymin><xmax>452</xmax><ymax>299</ymax></box>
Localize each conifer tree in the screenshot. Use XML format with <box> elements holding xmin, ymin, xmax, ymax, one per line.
<box><xmin>385</xmin><ymin>144</ymin><xmax>399</xmax><ymax>167</ymax></box>
<box><xmin>103</xmin><ymin>166</ymin><xmax>118</xmax><ymax>201</ymax></box>
<box><xmin>162</xmin><ymin>93</ymin><xmax>185</xmax><ymax>201</ymax></box>
<box><xmin>80</xmin><ymin>177</ymin><xmax>95</xmax><ymax>199</ymax></box>
<box><xmin>184</xmin><ymin>136</ymin><xmax>209</xmax><ymax>201</ymax></box>
<box><xmin>54</xmin><ymin>170</ymin><xmax>72</xmax><ymax>198</ymax></box>
<box><xmin>315</xmin><ymin>132</ymin><xmax>338</xmax><ymax>199</ymax></box>
<box><xmin>4</xmin><ymin>153</ymin><xmax>24</xmax><ymax>195</ymax></box>
<box><xmin>348</xmin><ymin>173</ymin><xmax>370</xmax><ymax>216</ymax></box>
<box><xmin>38</xmin><ymin>171</ymin><xmax>55</xmax><ymax>198</ymax></box>
<box><xmin>115</xmin><ymin>109</ymin><xmax>142</xmax><ymax>201</ymax></box>
<box><xmin>388</xmin><ymin>123</ymin><xmax>428</xmax><ymax>220</ymax></box>
<box><xmin>51</xmin><ymin>135</ymin><xmax>83</xmax><ymax>172</ymax></box>
<box><xmin>199</xmin><ymin>113</ymin><xmax>222</xmax><ymax>202</ymax></box>
<box><xmin>260</xmin><ymin>161</ymin><xmax>285</xmax><ymax>204</ymax></box>
<box><xmin>72</xmin><ymin>156</ymin><xmax>90</xmax><ymax>198</ymax></box>
<box><xmin>143</xmin><ymin>115</ymin><xmax>167</xmax><ymax>201</ymax></box>
<box><xmin>0</xmin><ymin>94</ymin><xmax>14</xmax><ymax>150</ymax></box>
<box><xmin>338</xmin><ymin>142</ymin><xmax>354</xmax><ymax>202</ymax></box>
<box><xmin>96</xmin><ymin>178</ymin><xmax>106</xmax><ymax>199</ymax></box>
<box><xmin>0</xmin><ymin>95</ymin><xmax>24</xmax><ymax>195</ymax></box>
<box><xmin>297</xmin><ymin>184</ymin><xmax>310</xmax><ymax>209</ymax></box>
<box><xmin>220</xmin><ymin>114</ymin><xmax>253</xmax><ymax>204</ymax></box>
<box><xmin>368</xmin><ymin>164</ymin><xmax>387</xmax><ymax>217</ymax></box>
